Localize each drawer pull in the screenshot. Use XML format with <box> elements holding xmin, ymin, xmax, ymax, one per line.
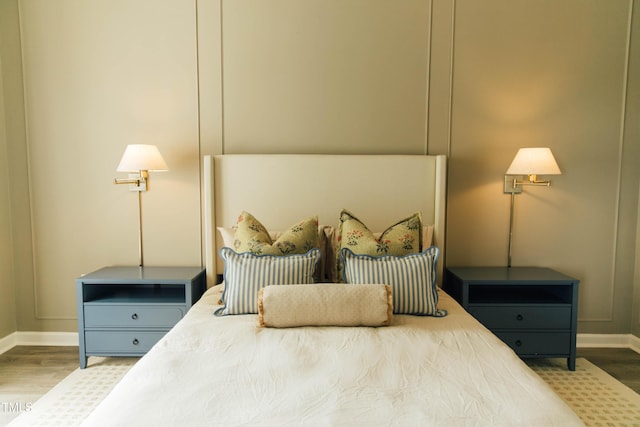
<box><xmin>131</xmin><ymin>313</ymin><xmax>138</xmax><ymax>320</ymax></box>
<box><xmin>516</xmin><ymin>314</ymin><xmax>523</xmax><ymax>321</ymax></box>
<box><xmin>515</xmin><ymin>340</ymin><xmax>522</xmax><ymax>347</ymax></box>
<box><xmin>132</xmin><ymin>338</ymin><xmax>139</xmax><ymax>345</ymax></box>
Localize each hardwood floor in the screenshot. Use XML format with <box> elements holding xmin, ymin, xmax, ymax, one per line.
<box><xmin>0</xmin><ymin>346</ymin><xmax>79</xmax><ymax>425</ymax></box>
<box><xmin>578</xmin><ymin>347</ymin><xmax>640</xmax><ymax>394</ymax></box>
<box><xmin>0</xmin><ymin>346</ymin><xmax>78</xmax><ymax>395</ymax></box>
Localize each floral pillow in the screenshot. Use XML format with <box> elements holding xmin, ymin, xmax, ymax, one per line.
<box><xmin>337</xmin><ymin>209</ymin><xmax>422</xmax><ymax>257</ymax></box>
<box><xmin>233</xmin><ymin>211</ymin><xmax>319</xmax><ymax>256</ymax></box>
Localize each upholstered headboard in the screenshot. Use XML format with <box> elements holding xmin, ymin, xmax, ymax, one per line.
<box><xmin>203</xmin><ymin>154</ymin><xmax>447</xmax><ymax>286</ymax></box>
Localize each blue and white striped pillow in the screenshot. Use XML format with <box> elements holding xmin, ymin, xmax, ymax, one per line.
<box><xmin>216</xmin><ymin>247</ymin><xmax>321</xmax><ymax>315</ymax></box>
<box><xmin>340</xmin><ymin>247</ymin><xmax>446</xmax><ymax>316</ymax></box>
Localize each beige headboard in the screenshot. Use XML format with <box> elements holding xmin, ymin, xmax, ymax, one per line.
<box><xmin>203</xmin><ymin>154</ymin><xmax>447</xmax><ymax>286</ymax></box>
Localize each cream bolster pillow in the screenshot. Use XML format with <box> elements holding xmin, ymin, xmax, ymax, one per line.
<box><xmin>258</xmin><ymin>284</ymin><xmax>393</xmax><ymax>328</ymax></box>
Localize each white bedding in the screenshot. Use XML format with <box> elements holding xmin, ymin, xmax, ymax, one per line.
<box><xmin>81</xmin><ymin>286</ymin><xmax>582</xmax><ymax>426</ymax></box>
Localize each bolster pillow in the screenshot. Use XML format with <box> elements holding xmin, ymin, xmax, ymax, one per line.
<box><xmin>257</xmin><ymin>283</ymin><xmax>393</xmax><ymax>328</ymax></box>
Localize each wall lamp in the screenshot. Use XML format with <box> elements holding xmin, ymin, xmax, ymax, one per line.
<box><xmin>503</xmin><ymin>147</ymin><xmax>561</xmax><ymax>268</ymax></box>
<box><xmin>114</xmin><ymin>144</ymin><xmax>168</xmax><ymax>266</ymax></box>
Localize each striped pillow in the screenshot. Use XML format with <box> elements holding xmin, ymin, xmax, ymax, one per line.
<box><xmin>340</xmin><ymin>247</ymin><xmax>446</xmax><ymax>316</ymax></box>
<box><xmin>216</xmin><ymin>247</ymin><xmax>321</xmax><ymax>315</ymax></box>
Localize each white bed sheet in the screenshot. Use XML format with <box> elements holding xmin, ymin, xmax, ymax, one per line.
<box><xmin>81</xmin><ymin>286</ymin><xmax>583</xmax><ymax>426</ymax></box>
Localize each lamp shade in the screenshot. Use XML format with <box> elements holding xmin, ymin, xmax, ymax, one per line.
<box><xmin>506</xmin><ymin>147</ymin><xmax>561</xmax><ymax>176</ymax></box>
<box><xmin>116</xmin><ymin>144</ymin><xmax>168</xmax><ymax>172</ymax></box>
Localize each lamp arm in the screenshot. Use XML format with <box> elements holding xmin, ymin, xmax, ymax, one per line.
<box><xmin>517</xmin><ymin>179</ymin><xmax>551</xmax><ymax>187</ymax></box>
<box><xmin>114</xmin><ymin>177</ymin><xmax>142</xmax><ymax>185</ymax></box>
<box><xmin>517</xmin><ymin>173</ymin><xmax>552</xmax><ymax>186</ymax></box>
<box><xmin>114</xmin><ymin>170</ymin><xmax>149</xmax><ymax>191</ymax></box>
<box><xmin>504</xmin><ymin>175</ymin><xmax>552</xmax><ymax>194</ymax></box>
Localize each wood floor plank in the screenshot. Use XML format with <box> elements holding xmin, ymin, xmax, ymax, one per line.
<box><xmin>0</xmin><ymin>346</ymin><xmax>78</xmax><ymax>394</ymax></box>
<box><xmin>578</xmin><ymin>347</ymin><xmax>640</xmax><ymax>394</ymax></box>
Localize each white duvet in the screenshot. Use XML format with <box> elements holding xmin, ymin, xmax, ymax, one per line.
<box><xmin>81</xmin><ymin>286</ymin><xmax>583</xmax><ymax>426</ymax></box>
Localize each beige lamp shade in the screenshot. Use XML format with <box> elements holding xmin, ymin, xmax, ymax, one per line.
<box><xmin>117</xmin><ymin>144</ymin><xmax>168</xmax><ymax>172</ymax></box>
<box><xmin>506</xmin><ymin>147</ymin><xmax>561</xmax><ymax>176</ymax></box>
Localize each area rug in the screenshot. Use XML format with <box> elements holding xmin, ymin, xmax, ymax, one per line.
<box><xmin>528</xmin><ymin>358</ymin><xmax>640</xmax><ymax>426</ymax></box>
<box><xmin>5</xmin><ymin>357</ymin><xmax>135</xmax><ymax>427</ymax></box>
<box><xmin>5</xmin><ymin>357</ymin><xmax>640</xmax><ymax>426</ymax></box>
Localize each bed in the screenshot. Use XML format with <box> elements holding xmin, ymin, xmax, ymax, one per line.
<box><xmin>80</xmin><ymin>154</ymin><xmax>583</xmax><ymax>426</ymax></box>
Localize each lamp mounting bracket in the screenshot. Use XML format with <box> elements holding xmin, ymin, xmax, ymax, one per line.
<box><xmin>504</xmin><ymin>176</ymin><xmax>523</xmax><ymax>194</ymax></box>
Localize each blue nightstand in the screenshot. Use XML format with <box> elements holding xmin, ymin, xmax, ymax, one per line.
<box><xmin>76</xmin><ymin>266</ymin><xmax>206</xmax><ymax>368</ymax></box>
<box><xmin>443</xmin><ymin>266</ymin><xmax>579</xmax><ymax>370</ymax></box>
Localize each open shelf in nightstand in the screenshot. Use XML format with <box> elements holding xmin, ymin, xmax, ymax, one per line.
<box><xmin>83</xmin><ymin>284</ymin><xmax>186</xmax><ymax>304</ymax></box>
<box><xmin>468</xmin><ymin>285</ymin><xmax>573</xmax><ymax>305</ymax></box>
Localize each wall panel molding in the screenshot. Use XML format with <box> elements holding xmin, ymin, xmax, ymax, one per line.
<box><xmin>197</xmin><ymin>0</ymin><xmax>223</xmax><ymax>157</ymax></box>
<box><xmin>18</xmin><ymin>0</ymin><xmax>202</xmax><ymax>327</ymax></box>
<box><xmin>445</xmin><ymin>0</ymin><xmax>635</xmax><ymax>333</ymax></box>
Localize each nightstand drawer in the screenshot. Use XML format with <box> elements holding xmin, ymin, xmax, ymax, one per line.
<box><xmin>494</xmin><ymin>331</ymin><xmax>570</xmax><ymax>356</ymax></box>
<box><xmin>85</xmin><ymin>331</ymin><xmax>166</xmax><ymax>353</ymax></box>
<box><xmin>469</xmin><ymin>306</ymin><xmax>570</xmax><ymax>330</ymax></box>
<box><xmin>84</xmin><ymin>305</ymin><xmax>184</xmax><ymax>328</ymax></box>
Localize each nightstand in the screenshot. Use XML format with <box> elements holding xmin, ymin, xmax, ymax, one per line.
<box><xmin>443</xmin><ymin>267</ymin><xmax>579</xmax><ymax>370</ymax></box>
<box><xmin>76</xmin><ymin>266</ymin><xmax>206</xmax><ymax>368</ymax></box>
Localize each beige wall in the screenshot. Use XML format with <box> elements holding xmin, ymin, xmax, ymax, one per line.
<box><xmin>0</xmin><ymin>38</ymin><xmax>16</xmax><ymax>339</ymax></box>
<box><xmin>446</xmin><ymin>0</ymin><xmax>639</xmax><ymax>334</ymax></box>
<box><xmin>13</xmin><ymin>0</ymin><xmax>202</xmax><ymax>331</ymax></box>
<box><xmin>635</xmin><ymin>184</ymin><xmax>640</xmax><ymax>337</ymax></box>
<box><xmin>0</xmin><ymin>0</ymin><xmax>20</xmax><ymax>338</ymax></box>
<box><xmin>222</xmin><ymin>0</ymin><xmax>430</xmax><ymax>154</ymax></box>
<box><xmin>631</xmin><ymin>1</ymin><xmax>640</xmax><ymax>338</ymax></box>
<box><xmin>0</xmin><ymin>0</ymin><xmax>638</xmax><ymax>336</ymax></box>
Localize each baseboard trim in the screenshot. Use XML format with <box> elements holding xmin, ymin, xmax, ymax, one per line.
<box><xmin>0</xmin><ymin>331</ymin><xmax>78</xmax><ymax>354</ymax></box>
<box><xmin>15</xmin><ymin>331</ymin><xmax>79</xmax><ymax>346</ymax></box>
<box><xmin>630</xmin><ymin>334</ymin><xmax>640</xmax><ymax>354</ymax></box>
<box><xmin>577</xmin><ymin>333</ymin><xmax>640</xmax><ymax>353</ymax></box>
<box><xmin>0</xmin><ymin>332</ymin><xmax>17</xmax><ymax>355</ymax></box>
<box><xmin>2</xmin><ymin>331</ymin><xmax>639</xmax><ymax>355</ymax></box>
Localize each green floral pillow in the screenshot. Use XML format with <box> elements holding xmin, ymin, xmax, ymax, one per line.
<box><xmin>234</xmin><ymin>211</ymin><xmax>319</xmax><ymax>256</ymax></box>
<box><xmin>337</xmin><ymin>209</ymin><xmax>422</xmax><ymax>256</ymax></box>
